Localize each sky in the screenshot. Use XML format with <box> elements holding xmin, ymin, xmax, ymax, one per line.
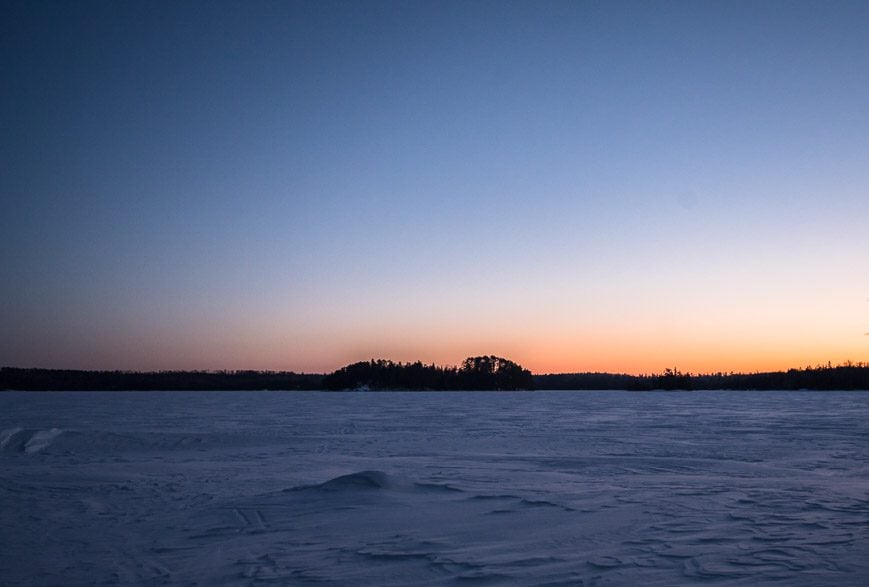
<box><xmin>2</xmin><ymin>0</ymin><xmax>868</xmax><ymax>375</ymax></box>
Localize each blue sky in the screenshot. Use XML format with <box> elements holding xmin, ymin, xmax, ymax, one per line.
<box><xmin>2</xmin><ymin>1</ymin><xmax>868</xmax><ymax>373</ymax></box>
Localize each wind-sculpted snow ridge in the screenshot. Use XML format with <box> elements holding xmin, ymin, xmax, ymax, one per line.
<box><xmin>0</xmin><ymin>427</ymin><xmax>23</xmax><ymax>450</ymax></box>
<box><xmin>288</xmin><ymin>470</ymin><xmax>464</xmax><ymax>494</ymax></box>
<box><xmin>0</xmin><ymin>427</ymin><xmax>64</xmax><ymax>454</ymax></box>
<box><xmin>0</xmin><ymin>426</ymin><xmax>219</xmax><ymax>457</ymax></box>
<box><xmin>293</xmin><ymin>469</ymin><xmax>395</xmax><ymax>491</ymax></box>
<box><xmin>1</xmin><ymin>390</ymin><xmax>869</xmax><ymax>585</ymax></box>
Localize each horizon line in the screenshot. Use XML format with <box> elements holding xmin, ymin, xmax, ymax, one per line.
<box><xmin>4</xmin><ymin>360</ymin><xmax>868</xmax><ymax>378</ymax></box>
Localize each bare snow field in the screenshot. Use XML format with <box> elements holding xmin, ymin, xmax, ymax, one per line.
<box><xmin>2</xmin><ymin>390</ymin><xmax>868</xmax><ymax>585</ymax></box>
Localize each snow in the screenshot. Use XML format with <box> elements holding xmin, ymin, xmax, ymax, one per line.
<box><xmin>1</xmin><ymin>390</ymin><xmax>868</xmax><ymax>585</ymax></box>
<box><xmin>22</xmin><ymin>428</ymin><xmax>64</xmax><ymax>454</ymax></box>
<box><xmin>0</xmin><ymin>427</ymin><xmax>23</xmax><ymax>450</ymax></box>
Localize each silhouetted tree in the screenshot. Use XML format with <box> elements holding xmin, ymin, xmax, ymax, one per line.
<box><xmin>458</xmin><ymin>355</ymin><xmax>534</xmax><ymax>390</ymax></box>
<box><xmin>655</xmin><ymin>368</ymin><xmax>692</xmax><ymax>390</ymax></box>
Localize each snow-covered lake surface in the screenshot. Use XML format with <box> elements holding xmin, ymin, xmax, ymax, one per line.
<box><xmin>2</xmin><ymin>390</ymin><xmax>868</xmax><ymax>586</ymax></box>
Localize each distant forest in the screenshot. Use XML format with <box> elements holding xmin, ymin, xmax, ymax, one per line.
<box><xmin>2</xmin><ymin>361</ymin><xmax>869</xmax><ymax>391</ymax></box>
<box><xmin>535</xmin><ymin>364</ymin><xmax>869</xmax><ymax>391</ymax></box>
<box><xmin>0</xmin><ymin>368</ymin><xmax>323</xmax><ymax>391</ymax></box>
<box><xmin>0</xmin><ymin>356</ymin><xmax>533</xmax><ymax>392</ymax></box>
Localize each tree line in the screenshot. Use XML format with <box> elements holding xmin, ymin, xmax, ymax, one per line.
<box><xmin>534</xmin><ymin>363</ymin><xmax>869</xmax><ymax>391</ymax></box>
<box><xmin>3</xmin><ymin>361</ymin><xmax>868</xmax><ymax>391</ymax></box>
<box><xmin>0</xmin><ymin>355</ymin><xmax>535</xmax><ymax>391</ymax></box>
<box><xmin>0</xmin><ymin>368</ymin><xmax>323</xmax><ymax>391</ymax></box>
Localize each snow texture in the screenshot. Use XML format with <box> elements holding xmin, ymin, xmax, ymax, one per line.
<box><xmin>1</xmin><ymin>390</ymin><xmax>868</xmax><ymax>585</ymax></box>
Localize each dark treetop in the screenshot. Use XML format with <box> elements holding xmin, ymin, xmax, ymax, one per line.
<box><xmin>321</xmin><ymin>356</ymin><xmax>534</xmax><ymax>391</ymax></box>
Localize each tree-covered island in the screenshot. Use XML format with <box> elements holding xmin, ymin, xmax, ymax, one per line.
<box><xmin>321</xmin><ymin>355</ymin><xmax>534</xmax><ymax>391</ymax></box>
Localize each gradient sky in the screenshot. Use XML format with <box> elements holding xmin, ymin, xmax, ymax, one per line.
<box><xmin>2</xmin><ymin>0</ymin><xmax>868</xmax><ymax>374</ymax></box>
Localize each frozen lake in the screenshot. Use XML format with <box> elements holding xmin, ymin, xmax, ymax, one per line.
<box><xmin>2</xmin><ymin>390</ymin><xmax>868</xmax><ymax>585</ymax></box>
